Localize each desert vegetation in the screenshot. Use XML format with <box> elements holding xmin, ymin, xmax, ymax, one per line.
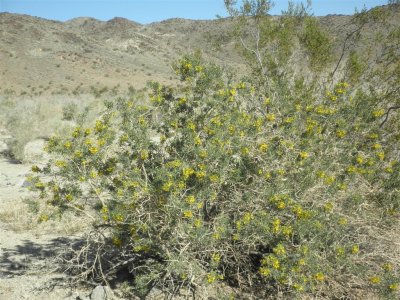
<box><xmin>1</xmin><ymin>1</ymin><xmax>399</xmax><ymax>299</ymax></box>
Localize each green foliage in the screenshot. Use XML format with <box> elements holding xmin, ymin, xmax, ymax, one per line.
<box><xmin>300</xmin><ymin>17</ymin><xmax>333</xmax><ymax>70</ymax></box>
<box><xmin>31</xmin><ymin>53</ymin><xmax>400</xmax><ymax>298</ymax></box>
<box><xmin>345</xmin><ymin>51</ymin><xmax>366</xmax><ymax>83</ymax></box>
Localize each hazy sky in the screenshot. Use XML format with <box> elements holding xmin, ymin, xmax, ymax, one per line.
<box><xmin>0</xmin><ymin>0</ymin><xmax>390</xmax><ymax>24</ymax></box>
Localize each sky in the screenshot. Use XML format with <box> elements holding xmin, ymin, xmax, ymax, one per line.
<box><xmin>0</xmin><ymin>0</ymin><xmax>390</xmax><ymax>24</ymax></box>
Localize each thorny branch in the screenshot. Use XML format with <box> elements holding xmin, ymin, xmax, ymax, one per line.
<box><xmin>380</xmin><ymin>105</ymin><xmax>400</xmax><ymax>127</ymax></box>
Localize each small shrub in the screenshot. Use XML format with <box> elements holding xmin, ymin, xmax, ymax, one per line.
<box><xmin>62</xmin><ymin>102</ymin><xmax>78</xmax><ymax>121</ymax></box>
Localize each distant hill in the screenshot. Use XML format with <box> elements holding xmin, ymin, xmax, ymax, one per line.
<box><xmin>0</xmin><ymin>4</ymin><xmax>399</xmax><ymax>96</ymax></box>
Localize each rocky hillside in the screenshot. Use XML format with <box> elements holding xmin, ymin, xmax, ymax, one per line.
<box><xmin>0</xmin><ymin>4</ymin><xmax>399</xmax><ymax>96</ymax></box>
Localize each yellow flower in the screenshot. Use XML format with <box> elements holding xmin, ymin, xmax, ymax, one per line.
<box><xmin>277</xmin><ymin>169</ymin><xmax>285</xmax><ymax>176</ymax></box>
<box><xmin>95</xmin><ymin>120</ymin><xmax>106</xmax><ymax>132</ymax></box>
<box><xmin>178</xmin><ymin>97</ymin><xmax>187</xmax><ymax>105</ymax></box>
<box><xmin>284</xmin><ymin>116</ymin><xmax>295</xmax><ymax>124</ymax></box>
<box><xmin>373</xmin><ymin>143</ymin><xmax>382</xmax><ymax>149</ymax></box>
<box><xmin>299</xmin><ymin>151</ymin><xmax>309</xmax><ymax>159</ymax></box>
<box><xmin>273</xmin><ymin>244</ymin><xmax>286</xmax><ymax>257</ymax></box>
<box><xmin>266</xmin><ymin>255</ymin><xmax>280</xmax><ymax>270</ymax></box>
<box><xmin>209</xmin><ymin>174</ymin><xmax>219</xmax><ymax>183</ymax></box>
<box><xmin>183</xmin><ymin>210</ymin><xmax>193</xmax><ymax>218</ymax></box>
<box><xmin>212</xmin><ymin>253</ymin><xmax>221</xmax><ymax>263</ymax></box>
<box><xmin>372</xmin><ymin>109</ymin><xmax>385</xmax><ymax>118</ymax></box>
<box><xmin>166</xmin><ymin>160</ymin><xmax>182</xmax><ymax>168</ymax></box>
<box><xmin>183</xmin><ymin>168</ymin><xmax>195</xmax><ymax>180</ymax></box>
<box><xmin>72</xmin><ymin>127</ymin><xmax>81</xmax><ymax>138</ymax></box>
<box><xmin>383</xmin><ymin>263</ymin><xmax>393</xmax><ymax>272</ymax></box>
<box><xmin>324</xmin><ymin>202</ymin><xmax>333</xmax><ymax>212</ymax></box>
<box><xmin>376</xmin><ymin>151</ymin><xmax>385</xmax><ymax>161</ymax></box>
<box><xmin>120</xmin><ymin>134</ymin><xmax>129</xmax><ymax>143</ymax></box>
<box><xmin>336</xmin><ymin>130</ymin><xmax>347</xmax><ymax>138</ymax></box>
<box><xmin>63</xmin><ymin>141</ymin><xmax>72</xmax><ymax>149</ymax></box>
<box><xmin>277</xmin><ymin>201</ymin><xmax>286</xmax><ymax>209</ymax></box>
<box><xmin>187</xmin><ymin>121</ymin><xmax>196</xmax><ymax>131</ymax></box>
<box><xmin>31</xmin><ymin>165</ymin><xmax>41</xmax><ymax>172</ymax></box>
<box><xmin>369</xmin><ymin>276</ymin><xmax>381</xmax><ymax>284</ymax></box>
<box><xmin>212</xmin><ymin>232</ymin><xmax>221</xmax><ymax>240</ymax></box>
<box><xmin>196</xmin><ymin>171</ymin><xmax>206</xmax><ymax>179</ymax></box>
<box><xmin>256</xmin><ymin>142</ymin><xmax>268</xmax><ymax>153</ymax></box>
<box><xmin>388</xmin><ymin>283</ymin><xmax>398</xmax><ymax>291</ymax></box>
<box><xmin>199</xmin><ymin>150</ymin><xmax>208</xmax><ymax>158</ymax></box>
<box><xmin>194</xmin><ymin>136</ymin><xmax>201</xmax><ymax>145</ymax></box>
<box><xmin>272</xmin><ymin>218</ymin><xmax>281</xmax><ymax>234</ymax></box>
<box><xmin>84</xmin><ymin>128</ymin><xmax>91</xmax><ymax>136</ymax></box>
<box><xmin>38</xmin><ymin>214</ymin><xmax>49</xmax><ymax>222</ymax></box>
<box><xmin>186</xmin><ymin>195</ymin><xmax>196</xmax><ymax>204</ymax></box>
<box><xmin>315</xmin><ymin>273</ymin><xmax>325</xmax><ymax>281</ymax></box>
<box><xmin>74</xmin><ymin>150</ymin><xmax>83</xmax><ymax>158</ymax></box>
<box><xmin>293</xmin><ymin>283</ymin><xmax>304</xmax><ymax>291</ymax></box>
<box><xmin>351</xmin><ymin>245</ymin><xmax>359</xmax><ymax>254</ymax></box>
<box><xmin>324</xmin><ymin>176</ymin><xmax>335</xmax><ymax>186</ymax></box>
<box><xmin>138</xmin><ymin>116</ymin><xmax>146</xmax><ymax>126</ymax></box>
<box><xmin>55</xmin><ymin>160</ymin><xmax>67</xmax><ymax>168</ymax></box>
<box><xmin>385</xmin><ymin>166</ymin><xmax>394</xmax><ymax>173</ymax></box>
<box><xmin>113</xmin><ymin>214</ymin><xmax>124</xmax><ymax>222</ymax></box>
<box><xmin>242</xmin><ymin>212</ymin><xmax>253</xmax><ymax>224</ymax></box>
<box><xmin>140</xmin><ymin>149</ymin><xmax>149</xmax><ymax>160</ymax></box>
<box><xmin>194</xmin><ymin>219</ymin><xmax>202</xmax><ymax>228</ymax></box>
<box><xmin>241</xmin><ymin>147</ymin><xmax>249</xmax><ymax>155</ymax></box>
<box><xmin>297</xmin><ymin>258</ymin><xmax>306</xmax><ymax>266</ymax></box>
<box><xmin>89</xmin><ymin>147</ymin><xmax>98</xmax><ymax>155</ymax></box>
<box><xmin>282</xmin><ymin>226</ymin><xmax>293</xmax><ymax>237</ymax></box>
<box><xmin>259</xmin><ymin>267</ymin><xmax>271</xmax><ymax>277</ymax></box>
<box><xmin>162</xmin><ymin>181</ymin><xmax>173</xmax><ymax>192</ymax></box>
<box><xmin>207</xmin><ymin>273</ymin><xmax>217</xmax><ymax>284</ymax></box>
<box><xmin>347</xmin><ymin>165</ymin><xmax>357</xmax><ymax>173</ymax></box>
<box><xmin>356</xmin><ymin>155</ymin><xmax>364</xmax><ymax>164</ymax></box>
<box><xmin>266</xmin><ymin>113</ymin><xmax>276</xmax><ymax>122</ymax></box>
<box><xmin>336</xmin><ymin>247</ymin><xmax>345</xmax><ymax>256</ymax></box>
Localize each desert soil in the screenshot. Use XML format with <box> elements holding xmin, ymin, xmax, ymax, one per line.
<box><xmin>0</xmin><ymin>157</ymin><xmax>92</xmax><ymax>300</ymax></box>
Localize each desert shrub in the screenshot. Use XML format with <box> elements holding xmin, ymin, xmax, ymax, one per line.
<box><xmin>30</xmin><ymin>52</ymin><xmax>399</xmax><ymax>298</ymax></box>
<box><xmin>62</xmin><ymin>102</ymin><xmax>78</xmax><ymax>121</ymax></box>
<box><xmin>300</xmin><ymin>17</ymin><xmax>332</xmax><ymax>70</ymax></box>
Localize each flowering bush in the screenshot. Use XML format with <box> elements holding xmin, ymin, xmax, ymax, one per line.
<box><xmin>30</xmin><ymin>53</ymin><xmax>399</xmax><ymax>298</ymax></box>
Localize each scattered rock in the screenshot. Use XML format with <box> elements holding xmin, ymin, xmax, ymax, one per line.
<box><xmin>90</xmin><ymin>286</ymin><xmax>107</xmax><ymax>300</ymax></box>
<box><xmin>0</xmin><ymin>140</ymin><xmax>9</xmax><ymax>154</ymax></box>
<box><xmin>0</xmin><ymin>131</ymin><xmax>13</xmax><ymax>155</ymax></box>
<box><xmin>20</xmin><ymin>179</ymin><xmax>32</xmax><ymax>188</ymax></box>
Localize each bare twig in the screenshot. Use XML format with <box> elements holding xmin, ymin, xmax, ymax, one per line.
<box><xmin>380</xmin><ymin>105</ymin><xmax>400</xmax><ymax>127</ymax></box>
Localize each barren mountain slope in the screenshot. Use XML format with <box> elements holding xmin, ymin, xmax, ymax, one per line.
<box><xmin>1</xmin><ymin>5</ymin><xmax>399</xmax><ymax>97</ymax></box>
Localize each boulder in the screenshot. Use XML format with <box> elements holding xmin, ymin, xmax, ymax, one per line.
<box><xmin>90</xmin><ymin>286</ymin><xmax>107</xmax><ymax>300</ymax></box>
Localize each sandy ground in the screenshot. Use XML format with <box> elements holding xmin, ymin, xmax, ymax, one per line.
<box><xmin>0</xmin><ymin>157</ymin><xmax>92</xmax><ymax>300</ymax></box>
